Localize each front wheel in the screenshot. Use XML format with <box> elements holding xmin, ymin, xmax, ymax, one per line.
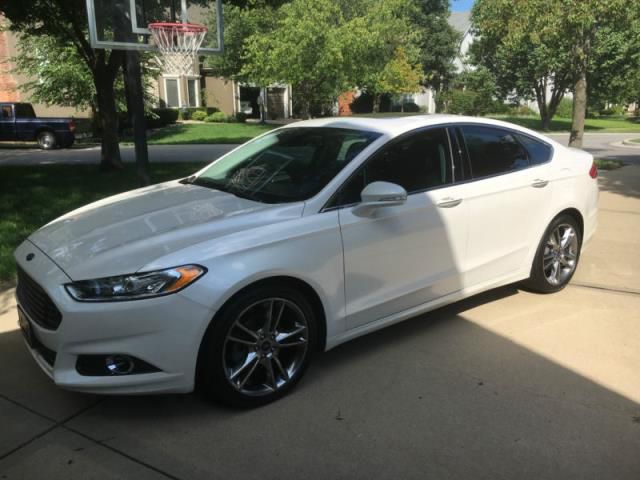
<box><xmin>523</xmin><ymin>214</ymin><xmax>582</xmax><ymax>293</ymax></box>
<box><xmin>37</xmin><ymin>131</ymin><xmax>58</xmax><ymax>150</ymax></box>
<box><xmin>198</xmin><ymin>285</ymin><xmax>317</xmax><ymax>408</ymax></box>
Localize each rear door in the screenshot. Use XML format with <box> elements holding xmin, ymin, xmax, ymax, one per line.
<box><xmin>333</xmin><ymin>127</ymin><xmax>470</xmax><ymax>329</ymax></box>
<box><xmin>0</xmin><ymin>104</ymin><xmax>15</xmax><ymax>141</ymax></box>
<box><xmin>456</xmin><ymin>125</ymin><xmax>554</xmax><ymax>287</ymax></box>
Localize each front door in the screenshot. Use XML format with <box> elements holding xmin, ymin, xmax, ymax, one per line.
<box><xmin>333</xmin><ymin>127</ymin><xmax>469</xmax><ymax>329</ymax></box>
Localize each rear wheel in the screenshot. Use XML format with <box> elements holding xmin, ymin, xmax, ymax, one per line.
<box><xmin>198</xmin><ymin>284</ymin><xmax>317</xmax><ymax>408</ymax></box>
<box><xmin>523</xmin><ymin>214</ymin><xmax>582</xmax><ymax>293</ymax></box>
<box><xmin>37</xmin><ymin>131</ymin><xmax>58</xmax><ymax>150</ymax></box>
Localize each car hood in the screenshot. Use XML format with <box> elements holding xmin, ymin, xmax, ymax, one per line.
<box><xmin>28</xmin><ymin>180</ymin><xmax>303</xmax><ymax>280</ymax></box>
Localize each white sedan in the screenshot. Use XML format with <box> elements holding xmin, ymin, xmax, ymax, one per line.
<box><xmin>14</xmin><ymin>115</ymin><xmax>598</xmax><ymax>407</ymax></box>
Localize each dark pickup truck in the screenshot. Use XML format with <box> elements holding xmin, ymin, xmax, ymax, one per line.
<box><xmin>0</xmin><ymin>102</ymin><xmax>76</xmax><ymax>150</ymax></box>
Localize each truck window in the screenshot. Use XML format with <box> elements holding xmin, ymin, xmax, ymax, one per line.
<box><xmin>1</xmin><ymin>106</ymin><xmax>12</xmax><ymax>119</ymax></box>
<box><xmin>14</xmin><ymin>104</ymin><xmax>36</xmax><ymax>118</ymax></box>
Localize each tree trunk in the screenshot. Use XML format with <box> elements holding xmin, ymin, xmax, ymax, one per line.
<box><xmin>95</xmin><ymin>78</ymin><xmax>123</xmax><ymax>170</ymax></box>
<box><xmin>123</xmin><ymin>51</ymin><xmax>150</xmax><ymax>186</ymax></box>
<box><xmin>569</xmin><ymin>33</ymin><xmax>591</xmax><ymax>149</ymax></box>
<box><xmin>569</xmin><ymin>73</ymin><xmax>587</xmax><ymax>148</ymax></box>
<box><xmin>373</xmin><ymin>94</ymin><xmax>381</xmax><ymax>113</ymax></box>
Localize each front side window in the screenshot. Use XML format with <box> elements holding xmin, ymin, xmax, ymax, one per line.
<box><xmin>461</xmin><ymin>126</ymin><xmax>529</xmax><ymax>178</ymax></box>
<box><xmin>333</xmin><ymin>128</ymin><xmax>453</xmax><ymax>206</ymax></box>
<box><xmin>193</xmin><ymin>127</ymin><xmax>381</xmax><ymax>204</ymax></box>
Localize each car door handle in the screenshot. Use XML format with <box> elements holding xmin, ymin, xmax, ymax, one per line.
<box><xmin>437</xmin><ymin>197</ymin><xmax>463</xmax><ymax>208</ymax></box>
<box><xmin>532</xmin><ymin>179</ymin><xmax>549</xmax><ymax>188</ymax></box>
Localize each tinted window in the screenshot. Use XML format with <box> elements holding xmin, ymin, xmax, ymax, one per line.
<box><xmin>195</xmin><ymin>127</ymin><xmax>381</xmax><ymax>203</ymax></box>
<box><xmin>14</xmin><ymin>104</ymin><xmax>35</xmax><ymax>118</ymax></box>
<box><xmin>461</xmin><ymin>126</ymin><xmax>529</xmax><ymax>178</ymax></box>
<box><xmin>334</xmin><ymin>128</ymin><xmax>453</xmax><ymax>206</ymax></box>
<box><xmin>515</xmin><ymin>133</ymin><xmax>552</xmax><ymax>165</ymax></box>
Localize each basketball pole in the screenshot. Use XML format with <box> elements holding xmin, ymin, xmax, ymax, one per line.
<box><xmin>123</xmin><ymin>51</ymin><xmax>151</xmax><ymax>186</ymax></box>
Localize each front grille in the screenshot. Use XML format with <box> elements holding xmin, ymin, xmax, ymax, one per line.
<box><xmin>16</xmin><ymin>266</ymin><xmax>62</xmax><ymax>330</ymax></box>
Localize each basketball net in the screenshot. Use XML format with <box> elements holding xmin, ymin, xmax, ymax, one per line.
<box><xmin>148</xmin><ymin>22</ymin><xmax>208</xmax><ymax>76</ymax></box>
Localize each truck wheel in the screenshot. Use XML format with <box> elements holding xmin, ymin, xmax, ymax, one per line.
<box><xmin>37</xmin><ymin>131</ymin><xmax>58</xmax><ymax>150</ymax></box>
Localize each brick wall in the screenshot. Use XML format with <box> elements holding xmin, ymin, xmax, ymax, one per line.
<box><xmin>0</xmin><ymin>23</ymin><xmax>20</xmax><ymax>102</ymax></box>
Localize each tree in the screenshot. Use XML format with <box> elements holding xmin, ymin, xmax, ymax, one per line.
<box><xmin>12</xmin><ymin>34</ymin><xmax>95</xmax><ymax>114</ymax></box>
<box><xmin>413</xmin><ymin>0</ymin><xmax>460</xmax><ymax>95</ymax></box>
<box><xmin>240</xmin><ymin>0</ymin><xmax>355</xmax><ymax>118</ymax></box>
<box><xmin>471</xmin><ymin>0</ymin><xmax>576</xmax><ymax>130</ymax></box>
<box><xmin>442</xmin><ymin>67</ymin><xmax>501</xmax><ymax>116</ymax></box>
<box><xmin>372</xmin><ymin>48</ymin><xmax>424</xmax><ymax>112</ymax></box>
<box><xmin>471</xmin><ymin>0</ymin><xmax>637</xmax><ymax>142</ymax></box>
<box><xmin>1</xmin><ymin>0</ymin><xmax>124</xmax><ymax>169</ymax></box>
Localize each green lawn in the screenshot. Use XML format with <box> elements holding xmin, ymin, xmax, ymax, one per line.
<box><xmin>146</xmin><ymin>123</ymin><xmax>275</xmax><ymax>145</ymax></box>
<box><xmin>0</xmin><ymin>163</ymin><xmax>202</xmax><ymax>285</ymax></box>
<box><xmin>629</xmin><ymin>138</ymin><xmax>640</xmax><ymax>144</ymax></box>
<box><xmin>489</xmin><ymin>115</ymin><xmax>640</xmax><ymax>132</ymax></box>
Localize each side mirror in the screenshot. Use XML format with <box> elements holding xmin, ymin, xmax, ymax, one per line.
<box><xmin>352</xmin><ymin>181</ymin><xmax>407</xmax><ymax>216</ymax></box>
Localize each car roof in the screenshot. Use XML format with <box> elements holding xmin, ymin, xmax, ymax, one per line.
<box><xmin>282</xmin><ymin>114</ymin><xmax>557</xmax><ymax>145</ymax></box>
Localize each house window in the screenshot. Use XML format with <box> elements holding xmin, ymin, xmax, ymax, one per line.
<box><xmin>187</xmin><ymin>79</ymin><xmax>199</xmax><ymax>107</ymax></box>
<box><xmin>165</xmin><ymin>78</ymin><xmax>180</xmax><ymax>108</ymax></box>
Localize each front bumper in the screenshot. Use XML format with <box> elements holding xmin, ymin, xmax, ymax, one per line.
<box><xmin>14</xmin><ymin>240</ymin><xmax>215</xmax><ymax>395</ymax></box>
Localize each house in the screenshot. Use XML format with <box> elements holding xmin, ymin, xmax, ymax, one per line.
<box><xmin>0</xmin><ymin>15</ymin><xmax>292</xmax><ymax>121</ymax></box>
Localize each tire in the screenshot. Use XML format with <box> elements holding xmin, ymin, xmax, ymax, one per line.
<box><xmin>522</xmin><ymin>214</ymin><xmax>582</xmax><ymax>293</ymax></box>
<box><xmin>198</xmin><ymin>284</ymin><xmax>318</xmax><ymax>408</ymax></box>
<box><xmin>37</xmin><ymin>131</ymin><xmax>58</xmax><ymax>150</ymax></box>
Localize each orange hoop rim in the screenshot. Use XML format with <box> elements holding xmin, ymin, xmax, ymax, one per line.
<box><xmin>148</xmin><ymin>22</ymin><xmax>208</xmax><ymax>33</ymax></box>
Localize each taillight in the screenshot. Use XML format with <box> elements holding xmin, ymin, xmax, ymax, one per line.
<box><xmin>69</xmin><ymin>120</ymin><xmax>76</xmax><ymax>133</ymax></box>
<box><xmin>589</xmin><ymin>160</ymin><xmax>597</xmax><ymax>179</ymax></box>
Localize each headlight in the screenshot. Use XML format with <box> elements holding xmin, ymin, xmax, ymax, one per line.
<box><xmin>65</xmin><ymin>265</ymin><xmax>206</xmax><ymax>302</ymax></box>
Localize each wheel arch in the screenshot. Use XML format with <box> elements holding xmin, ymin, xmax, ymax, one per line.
<box><xmin>200</xmin><ymin>275</ymin><xmax>328</xmax><ymax>355</ymax></box>
<box><xmin>555</xmin><ymin>207</ymin><xmax>584</xmax><ymax>240</ymax></box>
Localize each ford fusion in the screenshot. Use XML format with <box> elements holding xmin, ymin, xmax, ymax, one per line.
<box><xmin>14</xmin><ymin>116</ymin><xmax>598</xmax><ymax>407</ymax></box>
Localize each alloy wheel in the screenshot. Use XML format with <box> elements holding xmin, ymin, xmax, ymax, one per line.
<box><xmin>222</xmin><ymin>298</ymin><xmax>309</xmax><ymax>396</ymax></box>
<box><xmin>543</xmin><ymin>223</ymin><xmax>578</xmax><ymax>286</ymax></box>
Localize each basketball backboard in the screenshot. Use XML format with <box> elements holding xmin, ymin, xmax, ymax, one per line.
<box><xmin>85</xmin><ymin>0</ymin><xmax>223</xmax><ymax>54</ymax></box>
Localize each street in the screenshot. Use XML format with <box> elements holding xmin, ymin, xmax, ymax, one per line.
<box><xmin>0</xmin><ymin>136</ymin><xmax>639</xmax><ymax>479</ymax></box>
<box><xmin>0</xmin><ymin>132</ymin><xmax>638</xmax><ymax>167</ymax></box>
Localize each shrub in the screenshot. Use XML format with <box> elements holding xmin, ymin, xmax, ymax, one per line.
<box><xmin>402</xmin><ymin>101</ymin><xmax>420</xmax><ymax>113</ymax></box>
<box><xmin>235</xmin><ymin>112</ymin><xmax>248</xmax><ymax>123</ymax></box>
<box><xmin>508</xmin><ymin>104</ymin><xmax>537</xmax><ymax>116</ymax></box>
<box><xmin>147</xmin><ymin>108</ymin><xmax>179</xmax><ymax>128</ymax></box>
<box><xmin>191</xmin><ymin>110</ymin><xmax>208</xmax><ymax>121</ymax></box>
<box><xmin>204</xmin><ymin>111</ymin><xmax>229</xmax><ymax>123</ymax></box>
<box><xmin>599</xmin><ymin>104</ymin><xmax>625</xmax><ymax>116</ymax></box>
<box><xmin>555</xmin><ymin>98</ymin><xmax>574</xmax><ymax>118</ymax></box>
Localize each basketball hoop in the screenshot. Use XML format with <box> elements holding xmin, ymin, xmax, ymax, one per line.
<box><xmin>148</xmin><ymin>22</ymin><xmax>208</xmax><ymax>76</ymax></box>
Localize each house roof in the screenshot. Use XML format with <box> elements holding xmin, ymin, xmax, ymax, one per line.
<box><xmin>448</xmin><ymin>11</ymin><xmax>472</xmax><ymax>35</ymax></box>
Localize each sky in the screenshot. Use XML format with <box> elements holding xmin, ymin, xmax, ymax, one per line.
<box><xmin>451</xmin><ymin>0</ymin><xmax>475</xmax><ymax>12</ymax></box>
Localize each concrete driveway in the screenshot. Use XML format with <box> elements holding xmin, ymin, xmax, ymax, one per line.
<box><xmin>0</xmin><ymin>161</ymin><xmax>639</xmax><ymax>478</ymax></box>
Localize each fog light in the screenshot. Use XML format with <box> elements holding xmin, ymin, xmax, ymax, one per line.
<box><xmin>105</xmin><ymin>355</ymin><xmax>135</xmax><ymax>375</ymax></box>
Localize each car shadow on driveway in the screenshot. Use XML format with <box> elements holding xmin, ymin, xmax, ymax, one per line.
<box><xmin>1</xmin><ymin>285</ymin><xmax>639</xmax><ymax>479</ymax></box>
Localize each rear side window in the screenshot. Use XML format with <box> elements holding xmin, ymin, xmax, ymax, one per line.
<box><xmin>515</xmin><ymin>133</ymin><xmax>552</xmax><ymax>165</ymax></box>
<box><xmin>461</xmin><ymin>126</ymin><xmax>529</xmax><ymax>178</ymax></box>
<box><xmin>1</xmin><ymin>105</ymin><xmax>12</xmax><ymax>118</ymax></box>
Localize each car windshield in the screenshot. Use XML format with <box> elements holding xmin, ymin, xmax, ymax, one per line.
<box><xmin>192</xmin><ymin>127</ymin><xmax>381</xmax><ymax>203</ymax></box>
